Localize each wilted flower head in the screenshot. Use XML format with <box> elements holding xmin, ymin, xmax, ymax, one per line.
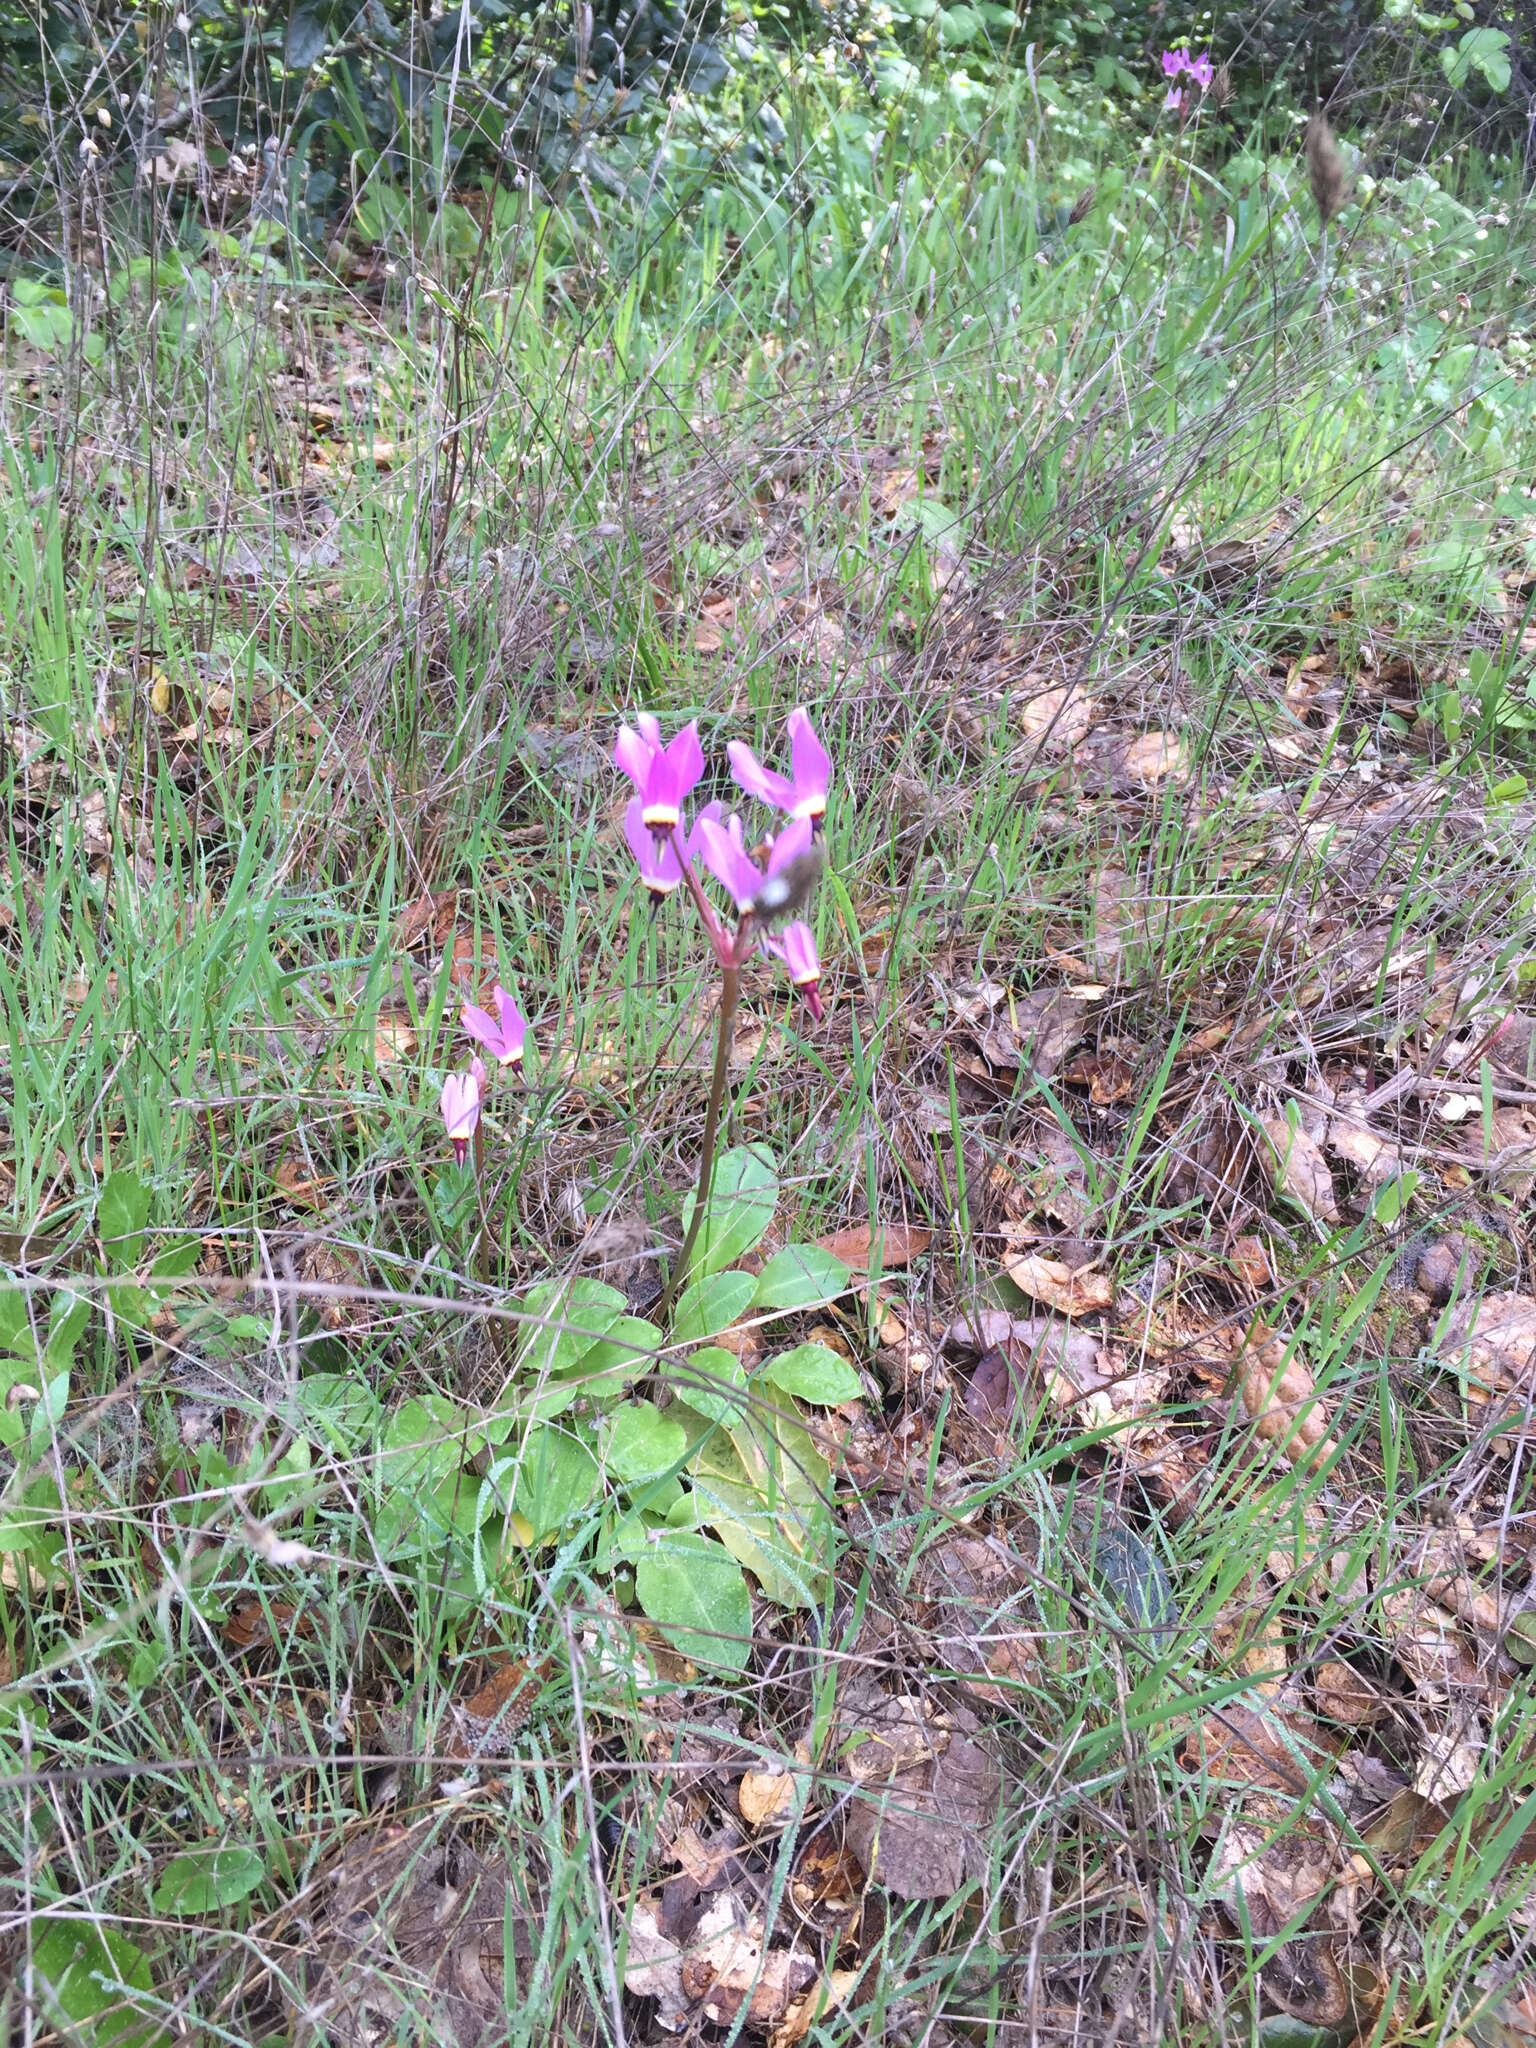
<box><xmin>727</xmin><ymin>708</ymin><xmax>830</xmax><ymax>829</ymax></box>
<box><xmin>440</xmin><ymin>1057</ymin><xmax>487</xmax><ymax>1166</ymax></box>
<box><xmin>762</xmin><ymin>922</ymin><xmax>823</xmax><ymax>1020</ymax></box>
<box><xmin>614</xmin><ymin>715</ymin><xmax>705</xmax><ymax>833</ymax></box>
<box><xmin>461</xmin><ymin>985</ymin><xmax>526</xmax><ymax>1067</ymax></box>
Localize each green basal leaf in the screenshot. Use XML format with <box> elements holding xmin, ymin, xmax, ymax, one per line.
<box><xmin>378</xmin><ymin>1394</ymin><xmax>467</xmax><ymax>1492</ymax></box>
<box><xmin>510</xmin><ymin>1423</ymin><xmax>600</xmax><ymax>1541</ymax></box>
<box><xmin>517</xmin><ymin>1278</ymin><xmax>628</xmax><ymax>1380</ymax></box>
<box><xmin>605</xmin><ymin>1401</ymin><xmax>688</xmax><ymax>1485</ymax></box>
<box><xmin>634</xmin><ymin>1530</ymin><xmax>752</xmax><ymax>1671</ymax></box>
<box><xmin>753</xmin><ymin>1243</ymin><xmax>851</xmax><ymax>1313</ymax></box>
<box><xmin>45</xmin><ymin>1290</ymin><xmax>92</xmax><ymax>1372</ymax></box>
<box><xmin>762</xmin><ymin>1342</ymin><xmax>862</xmax><ymax>1406</ymax></box>
<box><xmin>672</xmin><ymin>1269</ymin><xmax>756</xmax><ymax>1345</ymax></box>
<box><xmin>664</xmin><ymin>1346</ymin><xmax>748</xmax><ymax>1425</ymax></box>
<box><xmin>30</xmin><ymin>1918</ymin><xmax>165</xmax><ymax>2046</ymax></box>
<box><xmin>678</xmin><ymin>1144</ymin><xmax>778</xmax><ymax>1281</ymax></box>
<box><xmin>294</xmin><ymin>1374</ymin><xmax>381</xmax><ymax>1452</ymax></box>
<box><xmin>152</xmin><ymin>1846</ymin><xmax>267</xmax><ymax>1914</ymax></box>
<box><xmin>97</xmin><ymin>1171</ymin><xmax>151</xmax><ymax>1270</ymax></box>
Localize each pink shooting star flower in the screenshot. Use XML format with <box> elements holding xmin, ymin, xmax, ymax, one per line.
<box><xmin>440</xmin><ymin>1057</ymin><xmax>487</xmax><ymax>1166</ymax></box>
<box><xmin>1188</xmin><ymin>52</ymin><xmax>1214</xmax><ymax>89</ymax></box>
<box><xmin>726</xmin><ymin>707</ymin><xmax>831</xmax><ymax>829</ymax></box>
<box><xmin>763</xmin><ymin>922</ymin><xmax>824</xmax><ymax>1020</ymax></box>
<box><xmin>1161</xmin><ymin>47</ymin><xmax>1188</xmax><ymax>76</ymax></box>
<box><xmin>460</xmin><ymin>985</ymin><xmax>527</xmax><ymax>1067</ymax></box>
<box><xmin>623</xmin><ymin>798</ymin><xmax>723</xmax><ymax>906</ymax></box>
<box><xmin>613</xmin><ymin>715</ymin><xmax>705</xmax><ymax>834</ymax></box>
<box><xmin>696</xmin><ymin>813</ymin><xmax>817</xmax><ymax>916</ymax></box>
<box><xmin>1164</xmin><ymin>87</ymin><xmax>1183</xmax><ymax>110</ymax></box>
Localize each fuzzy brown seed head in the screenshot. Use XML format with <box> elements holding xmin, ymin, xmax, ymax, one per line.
<box><xmin>1305</xmin><ymin>112</ymin><xmax>1347</xmax><ymax>227</ymax></box>
<box><xmin>1210</xmin><ymin>62</ymin><xmax>1234</xmax><ymax>108</ymax></box>
<box><xmin>1068</xmin><ymin>182</ymin><xmax>1096</xmax><ymax>226</ymax></box>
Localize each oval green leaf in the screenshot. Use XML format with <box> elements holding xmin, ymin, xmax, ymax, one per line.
<box><xmin>666</xmin><ymin>1346</ymin><xmax>748</xmax><ymax>1425</ymax></box>
<box><xmin>679</xmin><ymin>1144</ymin><xmax>778</xmax><ymax>1281</ymax></box>
<box><xmin>635</xmin><ymin>1531</ymin><xmax>752</xmax><ymax>1672</ymax></box>
<box><xmin>672</xmin><ymin>1269</ymin><xmax>756</xmax><ymax>1345</ymax></box>
<box><xmin>152</xmin><ymin>1845</ymin><xmax>267</xmax><ymax>1914</ymax></box>
<box><xmin>510</xmin><ymin>1424</ymin><xmax>600</xmax><ymax>1541</ymax></box>
<box><xmin>606</xmin><ymin>1401</ymin><xmax>688</xmax><ymax>1484</ymax></box>
<box><xmin>753</xmin><ymin>1244</ymin><xmax>851</xmax><ymax>1312</ymax></box>
<box><xmin>762</xmin><ymin>1342</ymin><xmax>862</xmax><ymax>1406</ymax></box>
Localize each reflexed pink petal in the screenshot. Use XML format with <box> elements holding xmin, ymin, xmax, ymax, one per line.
<box><xmin>697</xmin><ymin>816</ymin><xmax>766</xmax><ymax>912</ymax></box>
<box><xmin>786</xmin><ymin>708</ymin><xmax>830</xmax><ymax>818</ymax></box>
<box><xmin>614</xmin><ymin>723</ymin><xmax>656</xmax><ymax>793</ymax></box>
<box><xmin>727</xmin><ymin>739</ymin><xmax>796</xmax><ymax>811</ymax></box>
<box><xmin>766</xmin><ymin>815</ymin><xmax>814</xmax><ymax>878</ymax></box>
<box><xmin>1190</xmin><ymin>54</ymin><xmax>1213</xmax><ymax>88</ymax></box>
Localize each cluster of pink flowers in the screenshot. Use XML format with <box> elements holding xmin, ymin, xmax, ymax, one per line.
<box><xmin>615</xmin><ymin>706</ymin><xmax>830</xmax><ymax>1018</ymax></box>
<box><xmin>432</xmin><ymin>709</ymin><xmax>832</xmax><ymax>1165</ymax></box>
<box><xmin>438</xmin><ymin>984</ymin><xmax>527</xmax><ymax>1165</ymax></box>
<box><xmin>1160</xmin><ymin>46</ymin><xmax>1214</xmax><ymax>112</ymax></box>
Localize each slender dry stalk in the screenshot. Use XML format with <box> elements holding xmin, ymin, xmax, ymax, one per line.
<box><xmin>1305</xmin><ymin>113</ymin><xmax>1348</xmax><ymax>227</ymax></box>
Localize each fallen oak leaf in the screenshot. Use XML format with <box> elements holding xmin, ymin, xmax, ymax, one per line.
<box><xmin>1235</xmin><ymin>1328</ymin><xmax>1336</xmax><ymax>1470</ymax></box>
<box><xmin>1003</xmin><ymin>1253</ymin><xmax>1114</xmax><ymax>1319</ymax></box>
<box><xmin>1258</xmin><ymin>1114</ymin><xmax>1341</xmax><ymax>1223</ymax></box>
<box><xmin>815</xmin><ymin>1222</ymin><xmax>930</xmax><ymax>1272</ymax></box>
<box><xmin>770</xmin><ymin>1967</ymin><xmax>862</xmax><ymax>2048</ymax></box>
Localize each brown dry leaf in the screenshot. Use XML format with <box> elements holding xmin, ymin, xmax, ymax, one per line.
<box><xmin>816</xmin><ymin>1222</ymin><xmax>930</xmax><ymax>1272</ymax></box>
<box><xmin>1435</xmin><ymin>1292</ymin><xmax>1536</xmax><ymax>1430</ymax></box>
<box><xmin>1313</xmin><ymin>1660</ymin><xmax>1385</xmax><ymax>1727</ymax></box>
<box><xmin>447</xmin><ymin>932</ymin><xmax>497</xmax><ymax>1003</ymax></box>
<box><xmin>839</xmin><ymin>1694</ymin><xmax>1000</xmax><ymax>1900</ymax></box>
<box><xmin>1259</xmin><ymin>1115</ymin><xmax>1341</xmax><ymax>1223</ymax></box>
<box><xmin>771</xmin><ymin>1968</ymin><xmax>862</xmax><ymax>2048</ymax></box>
<box><xmin>1462</xmin><ymin>1106</ymin><xmax>1536</xmax><ymax>1195</ymax></box>
<box><xmin>1018</xmin><ymin>684</ymin><xmax>1095</xmax><ymax>751</ymax></box>
<box><xmin>392</xmin><ymin>889</ymin><xmax>457</xmax><ymax>953</ymax></box>
<box><xmin>1061</xmin><ymin>1050</ymin><xmax>1137</xmax><ymax>1104</ymax></box>
<box><xmin>1004</xmin><ymin>1254</ymin><xmax>1114</xmax><ymax>1319</ymax></box>
<box><xmin>738</xmin><ymin>1741</ymin><xmax>810</xmax><ymax>1827</ymax></box>
<box><xmin>1229</xmin><ymin>1235</ymin><xmax>1274</xmax><ymax>1290</ymax></box>
<box><xmin>373</xmin><ymin>1017</ymin><xmax>417</xmax><ymax>1065</ymax></box>
<box><xmin>678</xmin><ymin>1902</ymin><xmax>817</xmax><ymax>2027</ymax></box>
<box><xmin>1375</xmin><ymin>1585</ymin><xmax>1483</xmax><ymax>1691</ymax></box>
<box><xmin>623</xmin><ymin>1901</ymin><xmax>690</xmax><ymax>2025</ymax></box>
<box><xmin>1236</xmin><ymin>1329</ymin><xmax>1336</xmax><ymax>1469</ymax></box>
<box><xmin>1118</xmin><ymin>732</ymin><xmax>1191</xmax><ymax>785</ymax></box>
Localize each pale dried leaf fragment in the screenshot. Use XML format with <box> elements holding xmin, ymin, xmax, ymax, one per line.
<box><xmin>738</xmin><ymin>1742</ymin><xmax>811</xmax><ymax>1827</ymax></box>
<box><xmin>624</xmin><ymin>1902</ymin><xmax>690</xmax><ymax>2026</ymax></box>
<box><xmin>1326</xmin><ymin>1101</ymin><xmax>1402</xmax><ymax>1185</ymax></box>
<box><xmin>1435</xmin><ymin>1292</ymin><xmax>1536</xmax><ymax>1430</ymax></box>
<box><xmin>770</xmin><ymin>1967</ymin><xmax>861</xmax><ymax>2048</ymax></box>
<box><xmin>1004</xmin><ymin>1254</ymin><xmax>1114</xmax><ymax>1319</ymax></box>
<box><xmin>1237</xmin><ymin>1330</ymin><xmax>1335</xmax><ymax>1469</ymax></box>
<box><xmin>1018</xmin><ymin>685</ymin><xmax>1095</xmax><ymax>751</ymax></box>
<box><xmin>1259</xmin><ymin>1114</ymin><xmax>1341</xmax><ymax>1222</ymax></box>
<box><xmin>1412</xmin><ymin>1714</ymin><xmax>1486</xmax><ymax>1802</ymax></box>
<box><xmin>1118</xmin><ymin>731</ymin><xmax>1190</xmax><ymax>785</ymax></box>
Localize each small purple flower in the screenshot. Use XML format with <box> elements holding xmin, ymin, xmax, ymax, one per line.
<box><xmin>726</xmin><ymin>707</ymin><xmax>830</xmax><ymax>828</ymax></box>
<box><xmin>1161</xmin><ymin>47</ymin><xmax>1186</xmax><ymax>76</ymax></box>
<box><xmin>1188</xmin><ymin>52</ymin><xmax>1214</xmax><ymax>90</ymax></box>
<box><xmin>763</xmin><ymin>922</ymin><xmax>823</xmax><ymax>1020</ymax></box>
<box><xmin>461</xmin><ymin>985</ymin><xmax>526</xmax><ymax>1067</ymax></box>
<box><xmin>441</xmin><ymin>1057</ymin><xmax>486</xmax><ymax>1166</ymax></box>
<box><xmin>1164</xmin><ymin>87</ymin><xmax>1183</xmax><ymax>111</ymax></box>
<box><xmin>696</xmin><ymin>814</ymin><xmax>816</xmax><ymax>915</ymax></box>
<box><xmin>614</xmin><ymin>715</ymin><xmax>705</xmax><ymax>833</ymax></box>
